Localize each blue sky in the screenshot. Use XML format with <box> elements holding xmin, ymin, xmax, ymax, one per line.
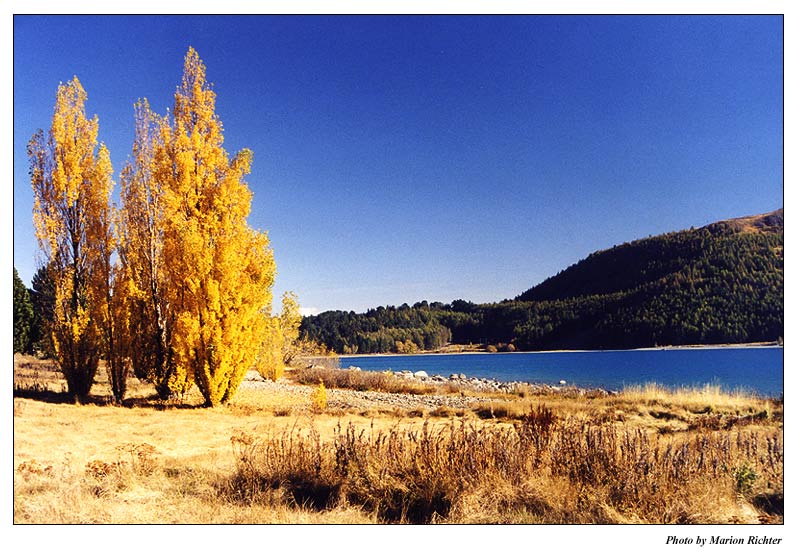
<box><xmin>12</xmin><ymin>15</ymin><xmax>783</xmax><ymax>314</ymax></box>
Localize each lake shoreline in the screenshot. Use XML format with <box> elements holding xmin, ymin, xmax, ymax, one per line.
<box><xmin>339</xmin><ymin>341</ymin><xmax>781</xmax><ymax>359</ymax></box>
<box><xmin>332</xmin><ymin>343</ymin><xmax>783</xmax><ymax>396</ymax></box>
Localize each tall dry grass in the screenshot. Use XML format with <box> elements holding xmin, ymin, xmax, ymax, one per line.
<box><xmin>618</xmin><ymin>382</ymin><xmax>776</xmax><ymax>412</ymax></box>
<box><xmin>225</xmin><ymin>409</ymin><xmax>783</xmax><ymax>524</ymax></box>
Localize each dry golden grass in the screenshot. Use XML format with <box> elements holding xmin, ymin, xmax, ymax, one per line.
<box><xmin>290</xmin><ymin>366</ymin><xmax>440</xmax><ymax>395</ymax></box>
<box><xmin>616</xmin><ymin>382</ymin><xmax>771</xmax><ymax>412</ymax></box>
<box><xmin>226</xmin><ymin>413</ymin><xmax>781</xmax><ymax>524</ymax></box>
<box><xmin>14</xmin><ymin>355</ymin><xmax>783</xmax><ymax>524</ymax></box>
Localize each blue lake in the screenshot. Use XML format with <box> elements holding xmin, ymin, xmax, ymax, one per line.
<box><xmin>340</xmin><ymin>347</ymin><xmax>784</xmax><ymax>396</ymax></box>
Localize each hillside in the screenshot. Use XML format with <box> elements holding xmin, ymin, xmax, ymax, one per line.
<box><xmin>518</xmin><ymin>209</ymin><xmax>783</xmax><ymax>303</ymax></box>
<box><xmin>301</xmin><ymin>210</ymin><xmax>783</xmax><ymax>352</ymax></box>
<box><xmin>508</xmin><ymin>209</ymin><xmax>783</xmax><ymax>349</ymax></box>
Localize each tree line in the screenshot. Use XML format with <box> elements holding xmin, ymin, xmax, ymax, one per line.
<box><xmin>301</xmin><ymin>219</ymin><xmax>783</xmax><ymax>353</ymax></box>
<box><xmin>16</xmin><ymin>48</ymin><xmax>291</xmax><ymax>406</ymax></box>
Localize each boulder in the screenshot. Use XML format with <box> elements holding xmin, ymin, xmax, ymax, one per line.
<box><xmin>413</xmin><ymin>370</ymin><xmax>428</xmax><ymax>379</ymax></box>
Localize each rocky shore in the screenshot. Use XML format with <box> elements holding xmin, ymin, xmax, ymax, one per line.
<box><xmin>241</xmin><ymin>367</ymin><xmax>614</xmax><ymax>412</ymax></box>
<box><xmin>346</xmin><ymin>366</ymin><xmax>615</xmax><ymax>396</ymax></box>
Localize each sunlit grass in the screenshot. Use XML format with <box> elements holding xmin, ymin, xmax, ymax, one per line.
<box><xmin>617</xmin><ymin>382</ymin><xmax>777</xmax><ymax>417</ymax></box>
<box><xmin>14</xmin><ymin>355</ymin><xmax>783</xmax><ymax>524</ymax></box>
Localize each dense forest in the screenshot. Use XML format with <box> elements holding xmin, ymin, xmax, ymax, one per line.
<box><xmin>300</xmin><ymin>210</ymin><xmax>783</xmax><ymax>353</ymax></box>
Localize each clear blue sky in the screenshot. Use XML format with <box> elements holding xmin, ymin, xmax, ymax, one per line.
<box><xmin>13</xmin><ymin>15</ymin><xmax>783</xmax><ymax>314</ymax></box>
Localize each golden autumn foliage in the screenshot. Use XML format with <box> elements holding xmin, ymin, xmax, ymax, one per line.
<box><xmin>28</xmin><ymin>77</ymin><xmax>115</xmax><ymax>401</ymax></box>
<box><xmin>155</xmin><ymin>48</ymin><xmax>275</xmax><ymax>406</ymax></box>
<box><xmin>256</xmin><ymin>316</ymin><xmax>285</xmax><ymax>382</ymax></box>
<box><xmin>279</xmin><ymin>291</ymin><xmax>302</xmax><ymax>364</ymax></box>
<box><xmin>255</xmin><ymin>292</ymin><xmax>305</xmax><ymax>381</ymax></box>
<box><xmin>30</xmin><ymin>49</ymin><xmax>278</xmax><ymax>407</ymax></box>
<box><xmin>118</xmin><ymin>100</ymin><xmax>179</xmax><ymax>399</ymax></box>
<box><xmin>311</xmin><ymin>380</ymin><xmax>327</xmax><ymax>413</ymax></box>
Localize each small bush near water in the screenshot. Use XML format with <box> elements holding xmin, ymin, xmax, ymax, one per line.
<box><xmin>225</xmin><ymin>409</ymin><xmax>783</xmax><ymax>524</ymax></box>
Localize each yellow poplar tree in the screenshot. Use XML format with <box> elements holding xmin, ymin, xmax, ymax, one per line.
<box><xmin>255</xmin><ymin>292</ymin><xmax>302</xmax><ymax>381</ymax></box>
<box><xmin>256</xmin><ymin>315</ymin><xmax>285</xmax><ymax>381</ymax></box>
<box><xmin>279</xmin><ymin>291</ymin><xmax>302</xmax><ymax>364</ymax></box>
<box><xmin>118</xmin><ymin>99</ymin><xmax>180</xmax><ymax>399</ymax></box>
<box><xmin>102</xmin><ymin>254</ymin><xmax>132</xmax><ymax>403</ymax></box>
<box><xmin>160</xmin><ymin>48</ymin><xmax>275</xmax><ymax>406</ymax></box>
<box><xmin>28</xmin><ymin>77</ymin><xmax>114</xmax><ymax>401</ymax></box>
<box><xmin>93</xmin><ymin>151</ymin><xmax>130</xmax><ymax>404</ymax></box>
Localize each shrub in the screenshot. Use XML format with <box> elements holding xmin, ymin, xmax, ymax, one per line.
<box><xmin>734</xmin><ymin>463</ymin><xmax>758</xmax><ymax>496</ymax></box>
<box><xmin>312</xmin><ymin>381</ymin><xmax>327</xmax><ymax>413</ymax></box>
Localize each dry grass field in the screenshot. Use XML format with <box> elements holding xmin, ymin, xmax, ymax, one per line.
<box><xmin>13</xmin><ymin>354</ymin><xmax>783</xmax><ymax>524</ymax></box>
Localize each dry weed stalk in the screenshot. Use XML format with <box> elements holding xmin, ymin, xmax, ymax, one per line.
<box><xmin>225</xmin><ymin>410</ymin><xmax>782</xmax><ymax>524</ymax></box>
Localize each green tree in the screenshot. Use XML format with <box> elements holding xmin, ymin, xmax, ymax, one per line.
<box><xmin>13</xmin><ymin>268</ymin><xmax>34</xmax><ymax>354</ymax></box>
<box><xmin>29</xmin><ymin>263</ymin><xmax>56</xmax><ymax>357</ymax></box>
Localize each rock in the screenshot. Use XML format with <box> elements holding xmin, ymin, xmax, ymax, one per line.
<box><xmin>459</xmin><ymin>373</ymin><xmax>467</xmax><ymax>380</ymax></box>
<box><xmin>413</xmin><ymin>370</ymin><xmax>428</xmax><ymax>378</ymax></box>
<box><xmin>348</xmin><ymin>366</ymin><xmax>362</xmax><ymax>372</ymax></box>
<box><xmin>559</xmin><ymin>379</ymin><xmax>567</xmax><ymax>385</ymax></box>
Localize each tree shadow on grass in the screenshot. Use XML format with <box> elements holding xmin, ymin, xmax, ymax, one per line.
<box><xmin>13</xmin><ymin>386</ymin><xmax>202</xmax><ymax>409</ymax></box>
<box><xmin>12</xmin><ymin>387</ymin><xmax>78</xmax><ymax>405</ymax></box>
<box><xmin>121</xmin><ymin>395</ymin><xmax>201</xmax><ymax>410</ymax></box>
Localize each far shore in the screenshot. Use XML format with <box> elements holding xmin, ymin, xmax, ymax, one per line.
<box><xmin>335</xmin><ymin>341</ymin><xmax>782</xmax><ymax>359</ymax></box>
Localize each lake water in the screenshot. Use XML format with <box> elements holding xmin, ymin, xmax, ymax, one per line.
<box><xmin>340</xmin><ymin>347</ymin><xmax>784</xmax><ymax>396</ymax></box>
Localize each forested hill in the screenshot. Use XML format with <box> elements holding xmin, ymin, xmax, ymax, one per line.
<box><xmin>518</xmin><ymin>209</ymin><xmax>783</xmax><ymax>303</ymax></box>
<box><xmin>300</xmin><ymin>210</ymin><xmax>783</xmax><ymax>353</ymax></box>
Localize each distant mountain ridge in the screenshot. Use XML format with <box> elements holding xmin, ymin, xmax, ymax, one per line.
<box><xmin>301</xmin><ymin>209</ymin><xmax>783</xmax><ymax>353</ymax></box>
